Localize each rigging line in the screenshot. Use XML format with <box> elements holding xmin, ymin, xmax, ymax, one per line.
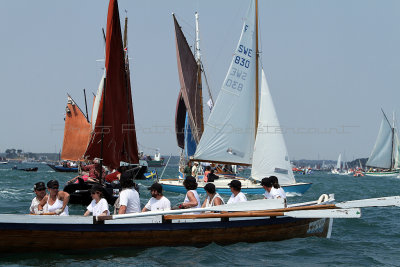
<box><xmin>200</xmin><ymin>62</ymin><xmax>214</xmax><ymax>104</ymax></box>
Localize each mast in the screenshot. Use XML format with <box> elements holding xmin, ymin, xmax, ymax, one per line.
<box><xmin>123</xmin><ymin>12</ymin><xmax>128</xmax><ymax>51</ymax></box>
<box><xmin>255</xmin><ymin>0</ymin><xmax>259</xmax><ymax>137</ymax></box>
<box><xmin>195</xmin><ymin>12</ymin><xmax>204</xmax><ymax>134</ymax></box>
<box><xmin>391</xmin><ymin>111</ymin><xmax>396</xmax><ymax>170</ymax></box>
<box><xmin>83</xmin><ymin>88</ymin><xmax>89</xmax><ymax>122</ymax></box>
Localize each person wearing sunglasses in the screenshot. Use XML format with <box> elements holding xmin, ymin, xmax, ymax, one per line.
<box><xmin>84</xmin><ymin>184</ymin><xmax>110</xmax><ymax>216</ymax></box>
<box><xmin>38</xmin><ymin>180</ymin><xmax>70</xmax><ymax>215</ymax></box>
<box><xmin>30</xmin><ymin>182</ymin><xmax>48</xmax><ymax>214</ymax></box>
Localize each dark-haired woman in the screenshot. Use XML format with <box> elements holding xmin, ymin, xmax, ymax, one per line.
<box><xmin>84</xmin><ymin>184</ymin><xmax>110</xmax><ymax>216</ymax></box>
<box><xmin>269</xmin><ymin>176</ymin><xmax>286</xmax><ymax>199</ymax></box>
<box><xmin>38</xmin><ymin>179</ymin><xmax>69</xmax><ymax>216</ymax></box>
<box><xmin>201</xmin><ymin>183</ymin><xmax>224</xmax><ymax>208</ymax></box>
<box><xmin>180</xmin><ymin>176</ymin><xmax>201</xmax><ymax>210</ymax></box>
<box><xmin>117</xmin><ymin>172</ymin><xmax>140</xmax><ymax>214</ymax></box>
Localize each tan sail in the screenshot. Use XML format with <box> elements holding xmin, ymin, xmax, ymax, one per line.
<box><xmin>60</xmin><ymin>96</ymin><xmax>91</xmax><ymax>161</ymax></box>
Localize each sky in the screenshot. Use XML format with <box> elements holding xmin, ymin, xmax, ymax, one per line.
<box><xmin>0</xmin><ymin>0</ymin><xmax>399</xmax><ymax>161</ymax></box>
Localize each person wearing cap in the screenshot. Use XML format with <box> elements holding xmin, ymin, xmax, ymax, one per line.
<box><xmin>201</xmin><ymin>183</ymin><xmax>224</xmax><ymax>208</ymax></box>
<box><xmin>38</xmin><ymin>180</ymin><xmax>70</xmax><ymax>215</ymax></box>
<box><xmin>261</xmin><ymin>177</ymin><xmax>281</xmax><ymax>200</ymax></box>
<box><xmin>179</xmin><ymin>176</ymin><xmax>201</xmax><ymax>211</ymax></box>
<box><xmin>84</xmin><ymin>184</ymin><xmax>110</xmax><ymax>216</ymax></box>
<box><xmin>117</xmin><ymin>172</ymin><xmax>141</xmax><ymax>214</ymax></box>
<box><xmin>30</xmin><ymin>182</ymin><xmax>48</xmax><ymax>214</ymax></box>
<box><xmin>142</xmin><ymin>183</ymin><xmax>171</xmax><ymax>212</ymax></box>
<box><xmin>227</xmin><ymin>180</ymin><xmax>247</xmax><ymax>204</ymax></box>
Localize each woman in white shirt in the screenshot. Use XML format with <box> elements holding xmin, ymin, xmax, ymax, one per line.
<box><xmin>179</xmin><ymin>176</ymin><xmax>201</xmax><ymax>209</ymax></box>
<box><xmin>84</xmin><ymin>184</ymin><xmax>110</xmax><ymax>216</ymax></box>
<box><xmin>201</xmin><ymin>183</ymin><xmax>224</xmax><ymax>208</ymax></box>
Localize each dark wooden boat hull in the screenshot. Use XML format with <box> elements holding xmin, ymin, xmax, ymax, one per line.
<box><xmin>0</xmin><ymin>216</ymin><xmax>332</xmax><ymax>253</ymax></box>
<box><xmin>12</xmin><ymin>167</ymin><xmax>38</xmax><ymax>172</ymax></box>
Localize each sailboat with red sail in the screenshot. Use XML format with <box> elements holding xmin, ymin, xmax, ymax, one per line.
<box><xmin>63</xmin><ymin>0</ymin><xmax>144</xmax><ymax>205</ymax></box>
<box><xmin>47</xmin><ymin>95</ymin><xmax>91</xmax><ymax>172</ymax></box>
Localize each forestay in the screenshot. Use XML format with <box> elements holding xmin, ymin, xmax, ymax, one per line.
<box><xmin>194</xmin><ymin>0</ymin><xmax>256</xmax><ymax>165</ymax></box>
<box><xmin>251</xmin><ymin>70</ymin><xmax>295</xmax><ymax>185</ymax></box>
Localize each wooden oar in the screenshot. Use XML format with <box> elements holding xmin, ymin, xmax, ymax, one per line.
<box><xmin>164</xmin><ymin>208</ymin><xmax>361</xmax><ymax>220</ymax></box>
<box><xmin>97</xmin><ymin>198</ymin><xmax>286</xmax><ymax>221</ymax></box>
<box><xmin>335</xmin><ymin>196</ymin><xmax>400</xmax><ymax>208</ymax></box>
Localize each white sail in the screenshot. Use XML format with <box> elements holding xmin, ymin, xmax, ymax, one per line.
<box><xmin>366</xmin><ymin>115</ymin><xmax>393</xmax><ymax>169</ymax></box>
<box><xmin>91</xmin><ymin>71</ymin><xmax>105</xmax><ymax>130</ymax></box>
<box><xmin>393</xmin><ymin>118</ymin><xmax>400</xmax><ymax>169</ymax></box>
<box><xmin>193</xmin><ymin>0</ymin><xmax>256</xmax><ymax>165</ymax></box>
<box><xmin>251</xmin><ymin>70</ymin><xmax>296</xmax><ymax>185</ymax></box>
<box><xmin>336</xmin><ymin>154</ymin><xmax>342</xmax><ymax>170</ymax></box>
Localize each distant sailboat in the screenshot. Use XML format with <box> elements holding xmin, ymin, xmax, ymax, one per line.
<box><xmin>160</xmin><ymin>2</ymin><xmax>311</xmax><ymax>195</ymax></box>
<box><xmin>47</xmin><ymin>95</ymin><xmax>91</xmax><ymax>173</ymax></box>
<box><xmin>331</xmin><ymin>154</ymin><xmax>342</xmax><ymax>174</ymax></box>
<box><xmin>365</xmin><ymin>110</ymin><xmax>400</xmax><ymax>176</ymax></box>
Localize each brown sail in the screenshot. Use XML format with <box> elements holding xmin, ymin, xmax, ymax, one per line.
<box><xmin>60</xmin><ymin>96</ymin><xmax>91</xmax><ymax>161</ymax></box>
<box><xmin>84</xmin><ymin>0</ymin><xmax>138</xmax><ymax>169</ymax></box>
<box><xmin>173</xmin><ymin>14</ymin><xmax>203</xmax><ymax>145</ymax></box>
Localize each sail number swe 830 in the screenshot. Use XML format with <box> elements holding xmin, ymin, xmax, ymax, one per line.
<box><xmin>225</xmin><ymin>45</ymin><xmax>252</xmax><ymax>92</ymax></box>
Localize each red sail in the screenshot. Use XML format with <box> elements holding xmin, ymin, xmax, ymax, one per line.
<box><xmin>84</xmin><ymin>0</ymin><xmax>138</xmax><ymax>169</ymax></box>
<box><xmin>173</xmin><ymin>14</ymin><xmax>203</xmax><ymax>144</ymax></box>
<box><xmin>61</xmin><ymin>96</ymin><xmax>91</xmax><ymax>161</ymax></box>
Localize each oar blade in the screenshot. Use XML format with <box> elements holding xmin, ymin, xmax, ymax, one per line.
<box><xmin>285</xmin><ymin>208</ymin><xmax>361</xmax><ymax>218</ymax></box>
<box><xmin>336</xmin><ymin>196</ymin><xmax>400</xmax><ymax>209</ymax></box>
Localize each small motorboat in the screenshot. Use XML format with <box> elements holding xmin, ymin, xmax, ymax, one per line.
<box><xmin>12</xmin><ymin>166</ymin><xmax>38</xmax><ymax>172</ymax></box>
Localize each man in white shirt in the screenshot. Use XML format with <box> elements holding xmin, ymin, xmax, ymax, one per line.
<box><xmin>227</xmin><ymin>180</ymin><xmax>247</xmax><ymax>204</ymax></box>
<box><xmin>142</xmin><ymin>183</ymin><xmax>171</xmax><ymax>212</ymax></box>
<box><xmin>30</xmin><ymin>181</ymin><xmax>48</xmax><ymax>214</ymax></box>
<box><xmin>118</xmin><ymin>172</ymin><xmax>141</xmax><ymax>214</ymax></box>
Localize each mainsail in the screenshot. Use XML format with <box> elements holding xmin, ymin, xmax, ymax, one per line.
<box><xmin>336</xmin><ymin>154</ymin><xmax>342</xmax><ymax>170</ymax></box>
<box><xmin>250</xmin><ymin>70</ymin><xmax>296</xmax><ymax>185</ymax></box>
<box><xmin>84</xmin><ymin>0</ymin><xmax>139</xmax><ymax>169</ymax></box>
<box><xmin>60</xmin><ymin>95</ymin><xmax>91</xmax><ymax>161</ymax></box>
<box><xmin>193</xmin><ymin>0</ymin><xmax>256</xmax><ymax>165</ymax></box>
<box><xmin>173</xmin><ymin>14</ymin><xmax>203</xmax><ymax>146</ymax></box>
<box><xmin>366</xmin><ymin>110</ymin><xmax>399</xmax><ymax>169</ymax></box>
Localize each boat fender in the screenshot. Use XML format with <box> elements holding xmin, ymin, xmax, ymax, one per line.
<box><xmin>317</xmin><ymin>194</ymin><xmax>329</xmax><ymax>204</ymax></box>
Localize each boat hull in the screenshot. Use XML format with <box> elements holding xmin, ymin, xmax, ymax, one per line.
<box><xmin>47</xmin><ymin>164</ymin><xmax>78</xmax><ymax>172</ymax></box>
<box><xmin>159</xmin><ymin>179</ymin><xmax>312</xmax><ymax>195</ymax></box>
<box><xmin>364</xmin><ymin>171</ymin><xmax>399</xmax><ymax>177</ymax></box>
<box><xmin>147</xmin><ymin>160</ymin><xmax>164</xmax><ymax>167</ymax></box>
<box><xmin>0</xmin><ymin>215</ymin><xmax>331</xmax><ymax>252</ymax></box>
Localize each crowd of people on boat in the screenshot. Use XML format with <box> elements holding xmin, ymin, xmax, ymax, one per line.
<box><xmin>30</xmin><ymin>174</ymin><xmax>286</xmax><ymax>217</ymax></box>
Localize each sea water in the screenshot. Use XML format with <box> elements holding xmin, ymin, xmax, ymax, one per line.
<box><xmin>0</xmin><ymin>163</ymin><xmax>399</xmax><ymax>266</ymax></box>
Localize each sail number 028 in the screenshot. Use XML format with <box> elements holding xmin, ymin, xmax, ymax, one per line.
<box><xmin>225</xmin><ymin>79</ymin><xmax>243</xmax><ymax>91</ymax></box>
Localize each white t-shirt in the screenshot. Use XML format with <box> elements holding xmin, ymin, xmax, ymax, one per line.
<box><xmin>184</xmin><ymin>190</ymin><xmax>201</xmax><ymax>209</ymax></box>
<box><xmin>278</xmin><ymin>187</ymin><xmax>287</xmax><ymax>199</ymax></box>
<box><xmin>30</xmin><ymin>197</ymin><xmax>48</xmax><ymax>214</ymax></box>
<box><xmin>263</xmin><ymin>187</ymin><xmax>281</xmax><ymax>199</ymax></box>
<box><xmin>227</xmin><ymin>192</ymin><xmax>247</xmax><ymax>204</ymax></box>
<box><xmin>144</xmin><ymin>196</ymin><xmax>171</xmax><ymax>211</ymax></box>
<box><xmin>119</xmin><ymin>188</ymin><xmax>141</xmax><ymax>213</ymax></box>
<box><xmin>87</xmin><ymin>198</ymin><xmax>110</xmax><ymax>216</ymax></box>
